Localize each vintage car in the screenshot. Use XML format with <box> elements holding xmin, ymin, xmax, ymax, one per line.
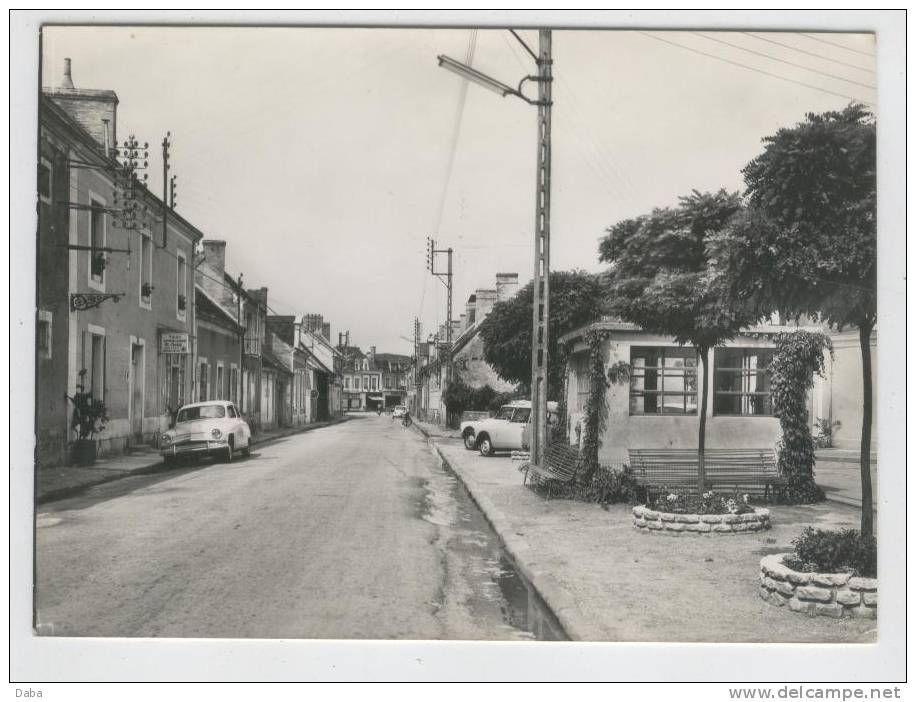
<box><xmin>391</xmin><ymin>405</ymin><xmax>408</xmax><ymax>418</ymax></box>
<box><xmin>460</xmin><ymin>400</ymin><xmax>559</xmax><ymax>457</ymax></box>
<box><xmin>160</xmin><ymin>400</ymin><xmax>252</xmax><ymax>464</ymax></box>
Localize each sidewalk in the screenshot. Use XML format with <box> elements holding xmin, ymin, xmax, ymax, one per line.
<box><xmin>36</xmin><ymin>416</ymin><xmax>350</xmax><ymax>505</ymax></box>
<box><xmin>815</xmin><ymin>448</ymin><xmax>878</xmax><ymax>510</ymax></box>
<box><xmin>413</xmin><ymin>419</ymin><xmax>875</xmax><ymax>643</ymax></box>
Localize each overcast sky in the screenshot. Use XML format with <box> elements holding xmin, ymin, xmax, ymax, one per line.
<box><xmin>41</xmin><ymin>26</ymin><xmax>876</xmax><ymax>353</ymax></box>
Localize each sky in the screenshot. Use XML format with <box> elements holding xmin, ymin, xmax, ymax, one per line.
<box><xmin>41</xmin><ymin>26</ymin><xmax>876</xmax><ymax>354</ymax></box>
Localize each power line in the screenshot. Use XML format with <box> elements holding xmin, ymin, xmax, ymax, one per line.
<box><xmin>801</xmin><ymin>32</ymin><xmax>875</xmax><ymax>58</ymax></box>
<box><xmin>694</xmin><ymin>32</ymin><xmax>876</xmax><ymax>90</ymax></box>
<box><xmin>638</xmin><ymin>32</ymin><xmax>874</xmax><ymax>106</ymax></box>
<box><xmin>741</xmin><ymin>32</ymin><xmax>875</xmax><ymax>74</ymax></box>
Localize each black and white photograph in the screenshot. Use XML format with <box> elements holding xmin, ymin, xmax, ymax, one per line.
<box><xmin>10</xmin><ymin>9</ymin><xmax>906</xmax><ymax>686</ymax></box>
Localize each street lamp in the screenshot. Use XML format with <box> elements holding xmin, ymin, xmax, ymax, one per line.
<box><xmin>437</xmin><ymin>29</ymin><xmax>553</xmax><ymax>470</ymax></box>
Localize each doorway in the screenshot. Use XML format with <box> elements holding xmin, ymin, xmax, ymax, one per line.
<box><xmin>129</xmin><ymin>341</ymin><xmax>145</xmax><ymax>442</ymax></box>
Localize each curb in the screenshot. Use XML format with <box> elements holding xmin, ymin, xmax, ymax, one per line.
<box><xmin>413</xmin><ymin>422</ymin><xmax>597</xmax><ymax>641</ymax></box>
<box><xmin>37</xmin><ymin>416</ymin><xmax>351</xmax><ymax>505</ymax></box>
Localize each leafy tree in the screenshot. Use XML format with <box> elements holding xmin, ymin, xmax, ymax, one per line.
<box><xmin>713</xmin><ymin>105</ymin><xmax>876</xmax><ymax>537</ymax></box>
<box><xmin>478</xmin><ymin>270</ymin><xmax>607</xmax><ymax>400</ymax></box>
<box><xmin>601</xmin><ymin>190</ymin><xmax>757</xmax><ymax>493</ymax></box>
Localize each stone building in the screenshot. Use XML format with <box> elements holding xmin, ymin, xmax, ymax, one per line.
<box><xmin>37</xmin><ymin>61</ymin><xmax>200</xmax><ymax>466</ymax></box>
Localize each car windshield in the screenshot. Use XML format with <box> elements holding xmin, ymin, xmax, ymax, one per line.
<box><xmin>177</xmin><ymin>405</ymin><xmax>226</xmax><ymax>422</ymax></box>
<box><xmin>494</xmin><ymin>406</ymin><xmax>515</xmax><ymax>421</ymax></box>
<box><xmin>396</xmin><ymin>406</ymin><xmax>406</xmax><ymax>411</ymax></box>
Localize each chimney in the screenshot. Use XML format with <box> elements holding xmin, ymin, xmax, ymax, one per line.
<box><xmin>460</xmin><ymin>313</ymin><xmax>467</xmax><ymax>332</ymax></box>
<box><xmin>466</xmin><ymin>294</ymin><xmax>477</xmax><ymax>325</ymax></box>
<box><xmin>322</xmin><ymin>322</ymin><xmax>331</xmax><ymax>341</ymax></box>
<box><xmin>62</xmin><ymin>58</ymin><xmax>74</xmax><ymax>89</ymax></box>
<box><xmin>45</xmin><ymin>59</ymin><xmax>119</xmax><ymax>151</ymax></box>
<box><xmin>474</xmin><ymin>288</ymin><xmax>498</xmax><ymax>322</ymax></box>
<box><xmin>201</xmin><ymin>240</ymin><xmax>227</xmax><ymax>275</ymax></box>
<box><xmin>368</xmin><ymin>346</ymin><xmax>376</xmax><ymax>363</ymax></box>
<box><xmin>496</xmin><ymin>272</ymin><xmax>519</xmax><ymax>302</ymax></box>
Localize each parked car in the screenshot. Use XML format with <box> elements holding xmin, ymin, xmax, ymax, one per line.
<box><xmin>392</xmin><ymin>405</ymin><xmax>408</xmax><ymax>418</ymax></box>
<box><xmin>460</xmin><ymin>400</ymin><xmax>559</xmax><ymax>457</ymax></box>
<box><xmin>160</xmin><ymin>400</ymin><xmax>252</xmax><ymax>464</ymax></box>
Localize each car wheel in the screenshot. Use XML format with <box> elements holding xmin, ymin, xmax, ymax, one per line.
<box><xmin>479</xmin><ymin>436</ymin><xmax>494</xmax><ymax>457</ymax></box>
<box><xmin>463</xmin><ymin>433</ymin><xmax>476</xmax><ymax>450</ymax></box>
<box><xmin>163</xmin><ymin>455</ymin><xmax>176</xmax><ymax>466</ymax></box>
<box><xmin>224</xmin><ymin>439</ymin><xmax>234</xmax><ymax>463</ymax></box>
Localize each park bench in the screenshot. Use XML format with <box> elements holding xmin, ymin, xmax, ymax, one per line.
<box><xmin>523</xmin><ymin>443</ymin><xmax>582</xmax><ymax>498</ymax></box>
<box><xmin>627</xmin><ymin>448</ymin><xmax>785</xmax><ymax>501</ymax></box>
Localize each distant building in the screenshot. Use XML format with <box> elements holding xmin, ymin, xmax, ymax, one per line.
<box><xmin>339</xmin><ymin>342</ymin><xmax>410</xmax><ymax>411</ymax></box>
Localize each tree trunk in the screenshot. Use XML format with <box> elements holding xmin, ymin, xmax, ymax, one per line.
<box><xmin>859</xmin><ymin>322</ymin><xmax>874</xmax><ymax>539</ymax></box>
<box><xmin>697</xmin><ymin>346</ymin><xmax>709</xmax><ymax>494</ymax></box>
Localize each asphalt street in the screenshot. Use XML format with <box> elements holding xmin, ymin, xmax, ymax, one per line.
<box><xmin>35</xmin><ymin>415</ymin><xmax>552</xmax><ymax>640</ymax></box>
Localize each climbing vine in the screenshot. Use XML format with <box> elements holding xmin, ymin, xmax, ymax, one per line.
<box><xmin>579</xmin><ymin>331</ymin><xmax>632</xmax><ymax>481</ymax></box>
<box><xmin>770</xmin><ymin>330</ymin><xmax>833</xmax><ymax>504</ymax></box>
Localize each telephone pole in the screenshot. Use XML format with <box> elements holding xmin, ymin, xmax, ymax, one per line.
<box><xmin>413</xmin><ymin>317</ymin><xmax>422</xmax><ymax>415</ymax></box>
<box><xmin>436</xmin><ymin>28</ymin><xmax>554</xmax><ymax>468</ymax></box>
<box><xmin>528</xmin><ymin>29</ymin><xmax>552</xmax><ymax>469</ymax></box>
<box><xmin>161</xmin><ymin>131</ymin><xmax>171</xmax><ymax>247</ymax></box>
<box><xmin>426</xmin><ymin>237</ymin><xmax>454</xmax><ymax>384</ymax></box>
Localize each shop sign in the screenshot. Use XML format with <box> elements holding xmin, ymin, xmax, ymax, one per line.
<box><xmin>160</xmin><ymin>332</ymin><xmax>190</xmax><ymax>354</ymax></box>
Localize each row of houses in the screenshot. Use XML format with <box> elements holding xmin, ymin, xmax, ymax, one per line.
<box><xmin>337</xmin><ymin>334</ymin><xmax>412</xmax><ymax>412</ymax></box>
<box><xmin>36</xmin><ymin>61</ymin><xmax>343</xmax><ymax>469</ymax></box>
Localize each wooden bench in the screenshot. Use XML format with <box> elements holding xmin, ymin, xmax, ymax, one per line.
<box><xmin>523</xmin><ymin>443</ymin><xmax>582</xmax><ymax>498</ymax></box>
<box><xmin>627</xmin><ymin>448</ymin><xmax>785</xmax><ymax>501</ymax></box>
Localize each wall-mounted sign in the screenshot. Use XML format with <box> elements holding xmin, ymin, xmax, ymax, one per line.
<box><xmin>160</xmin><ymin>332</ymin><xmax>190</xmax><ymax>354</ymax></box>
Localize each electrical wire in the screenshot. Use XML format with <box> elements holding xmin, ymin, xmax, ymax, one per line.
<box><xmin>693</xmin><ymin>32</ymin><xmax>876</xmax><ymax>90</ymax></box>
<box><xmin>741</xmin><ymin>32</ymin><xmax>875</xmax><ymax>74</ymax></box>
<box><xmin>801</xmin><ymin>32</ymin><xmax>875</xmax><ymax>58</ymax></box>
<box><xmin>638</xmin><ymin>32</ymin><xmax>875</xmax><ymax>106</ymax></box>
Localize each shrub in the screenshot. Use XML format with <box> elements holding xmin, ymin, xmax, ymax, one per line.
<box><xmin>649</xmin><ymin>488</ymin><xmax>755</xmax><ymax>515</ymax></box>
<box><xmin>786</xmin><ymin>527</ymin><xmax>876</xmax><ymax>577</ymax></box>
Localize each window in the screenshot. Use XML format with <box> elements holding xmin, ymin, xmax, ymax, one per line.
<box><xmin>384</xmin><ymin>375</ymin><xmax>391</xmax><ymax>390</ymax></box>
<box><xmin>38</xmin><ymin>158</ymin><xmax>52</xmax><ymax>204</ymax></box>
<box><xmin>630</xmin><ymin>346</ymin><xmax>698</xmax><ymax>415</ymax></box>
<box><xmin>363</xmin><ymin>375</ymin><xmax>369</xmax><ymax>391</ymax></box>
<box><xmin>176</xmin><ymin>253</ymin><xmax>188</xmax><ymax>319</ymax></box>
<box><xmin>713</xmin><ymin>348</ymin><xmax>774</xmax><ymax>416</ymax></box>
<box><xmin>139</xmin><ymin>233</ymin><xmax>153</xmax><ymax>307</ymax></box>
<box><xmin>227</xmin><ymin>405</ymin><xmax>238</xmax><ymax>418</ymax></box>
<box><xmin>83</xmin><ymin>329</ymin><xmax>106</xmax><ymax>401</ymax></box>
<box><xmin>89</xmin><ymin>198</ymin><xmax>106</xmax><ymax>287</ymax></box>
<box><xmin>370</xmin><ymin>376</ymin><xmax>378</xmax><ymax>391</ymax></box>
<box><xmin>216</xmin><ymin>364</ymin><xmax>225</xmax><ymax>400</ymax></box>
<box><xmin>344</xmin><ymin>376</ymin><xmax>350</xmax><ymax>390</ymax></box>
<box><xmin>230</xmin><ymin>366</ymin><xmax>239</xmax><ymax>404</ymax></box>
<box><xmin>495</xmin><ymin>406</ymin><xmax>515</xmax><ymax>421</ymax></box>
<box><xmin>511</xmin><ymin>408</ymin><xmax>531</xmax><ymax>423</ymax></box>
<box><xmin>37</xmin><ymin>310</ymin><xmax>52</xmax><ymax>359</ymax></box>
<box><xmin>573</xmin><ymin>354</ymin><xmax>591</xmax><ymax>412</ymax></box>
<box><xmin>177</xmin><ymin>404</ymin><xmax>225</xmax><ymax>423</ymax></box>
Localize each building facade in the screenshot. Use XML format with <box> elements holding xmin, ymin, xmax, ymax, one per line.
<box><xmin>37</xmin><ymin>66</ymin><xmax>200</xmax><ymax>466</ymax></box>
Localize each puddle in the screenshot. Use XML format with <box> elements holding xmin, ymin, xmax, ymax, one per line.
<box><xmin>417</xmin><ymin>449</ymin><xmax>567</xmax><ymax>641</ymax></box>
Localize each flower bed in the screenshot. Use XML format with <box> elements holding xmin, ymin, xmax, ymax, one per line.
<box><xmin>632</xmin><ymin>504</ymin><xmax>771</xmax><ymax>535</ymax></box>
<box><xmin>759</xmin><ymin>554</ymin><xmax>877</xmax><ymax>619</ymax></box>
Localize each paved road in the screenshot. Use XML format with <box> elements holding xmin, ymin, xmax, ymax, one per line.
<box><xmin>35</xmin><ymin>416</ymin><xmax>544</xmax><ymax>640</ymax></box>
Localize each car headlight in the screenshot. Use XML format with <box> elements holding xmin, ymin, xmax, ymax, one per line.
<box><xmin>211</xmin><ymin>428</ymin><xmax>222</xmax><ymax>440</ymax></box>
<box><xmin>161</xmin><ymin>434</ymin><xmax>171</xmax><ymax>445</ymax></box>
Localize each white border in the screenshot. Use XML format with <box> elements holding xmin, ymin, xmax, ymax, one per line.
<box><xmin>11</xmin><ymin>9</ymin><xmax>907</xmax><ymax>685</ymax></box>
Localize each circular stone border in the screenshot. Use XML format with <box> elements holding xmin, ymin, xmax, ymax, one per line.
<box><xmin>758</xmin><ymin>554</ymin><xmax>876</xmax><ymax>619</ymax></box>
<box><xmin>632</xmin><ymin>505</ymin><xmax>770</xmax><ymax>535</ymax></box>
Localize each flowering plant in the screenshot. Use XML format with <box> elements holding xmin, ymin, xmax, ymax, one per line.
<box><xmin>649</xmin><ymin>488</ymin><xmax>754</xmax><ymax>515</ymax></box>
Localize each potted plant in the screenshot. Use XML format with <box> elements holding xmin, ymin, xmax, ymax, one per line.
<box><xmin>177</xmin><ymin>294</ymin><xmax>187</xmax><ymax>312</ymax></box>
<box><xmin>66</xmin><ymin>370</ymin><xmax>109</xmax><ymax>466</ymax></box>
<box><xmin>141</xmin><ymin>282</ymin><xmax>155</xmax><ymax>299</ymax></box>
<box><xmin>91</xmin><ymin>252</ymin><xmax>106</xmax><ymax>278</ymax></box>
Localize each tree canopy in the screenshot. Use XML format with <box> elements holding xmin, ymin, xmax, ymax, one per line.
<box><xmin>478</xmin><ymin>270</ymin><xmax>607</xmax><ymax>399</ymax></box>
<box><xmin>601</xmin><ymin>189</ymin><xmax>758</xmax><ymax>492</ymax></box>
<box><xmin>713</xmin><ymin>104</ymin><xmax>876</xmax><ymax>329</ymax></box>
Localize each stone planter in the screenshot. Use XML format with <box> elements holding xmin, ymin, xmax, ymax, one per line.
<box><xmin>632</xmin><ymin>505</ymin><xmax>770</xmax><ymax>535</ymax></box>
<box><xmin>71</xmin><ymin>438</ymin><xmax>97</xmax><ymax>466</ymax></box>
<box><xmin>758</xmin><ymin>554</ymin><xmax>877</xmax><ymax>619</ymax></box>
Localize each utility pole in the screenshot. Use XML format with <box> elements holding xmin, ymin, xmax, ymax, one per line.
<box><xmin>426</xmin><ymin>237</ymin><xmax>454</xmax><ymax>383</ymax></box>
<box><xmin>529</xmin><ymin>29</ymin><xmax>552</xmax><ymax>469</ymax></box>
<box><xmin>161</xmin><ymin>131</ymin><xmax>171</xmax><ymax>248</ymax></box>
<box><xmin>436</xmin><ymin>27</ymin><xmax>554</xmax><ymax>467</ymax></box>
<box><xmin>413</xmin><ymin>317</ymin><xmax>422</xmax><ymax>415</ymax></box>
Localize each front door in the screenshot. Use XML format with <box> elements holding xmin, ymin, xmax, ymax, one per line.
<box><xmin>130</xmin><ymin>343</ymin><xmax>144</xmax><ymax>441</ymax></box>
